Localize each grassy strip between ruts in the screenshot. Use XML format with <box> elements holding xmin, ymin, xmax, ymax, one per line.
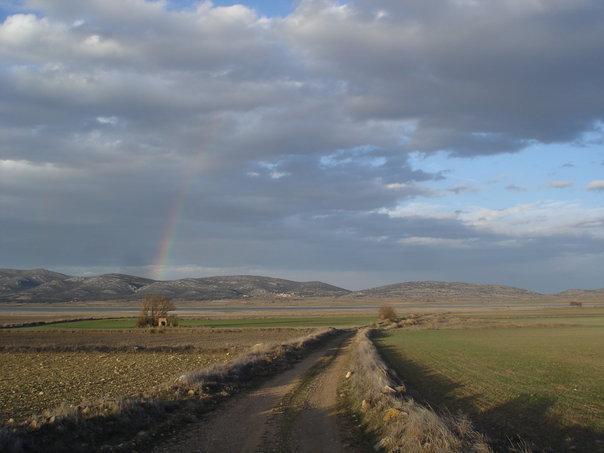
<box><xmin>20</xmin><ymin>315</ymin><xmax>375</xmax><ymax>329</ymax></box>
<box><xmin>345</xmin><ymin>328</ymin><xmax>490</xmax><ymax>453</ymax></box>
<box><xmin>276</xmin><ymin>340</ymin><xmax>343</xmax><ymax>450</ymax></box>
<box><xmin>0</xmin><ymin>328</ymin><xmax>341</xmax><ymax>453</ymax></box>
<box><xmin>375</xmin><ymin>325</ymin><xmax>604</xmax><ymax>451</ymax></box>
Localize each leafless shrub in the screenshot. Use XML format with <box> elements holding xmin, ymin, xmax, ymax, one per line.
<box><xmin>346</xmin><ymin>328</ymin><xmax>491</xmax><ymax>452</ymax></box>
<box><xmin>137</xmin><ymin>295</ymin><xmax>176</xmax><ymax>327</ymax></box>
<box><xmin>378</xmin><ymin>305</ymin><xmax>397</xmax><ymax>322</ymax></box>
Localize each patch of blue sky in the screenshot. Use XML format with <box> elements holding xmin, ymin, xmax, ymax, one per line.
<box><xmin>409</xmin><ymin>142</ymin><xmax>604</xmax><ymax>211</ymax></box>
<box><xmin>320</xmin><ymin>146</ymin><xmax>386</xmax><ymax>168</ymax></box>
<box><xmin>167</xmin><ymin>0</ymin><xmax>294</xmax><ymax>17</ymax></box>
<box><xmin>0</xmin><ymin>0</ymin><xmax>24</xmax><ymax>20</ymax></box>
<box><xmin>164</xmin><ymin>0</ymin><xmax>198</xmax><ymax>11</ymax></box>
<box><xmin>0</xmin><ymin>0</ymin><xmax>294</xmax><ymax>20</ymax></box>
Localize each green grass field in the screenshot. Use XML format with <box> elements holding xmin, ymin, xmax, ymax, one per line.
<box><xmin>26</xmin><ymin>315</ymin><xmax>375</xmax><ymax>330</ymax></box>
<box><xmin>458</xmin><ymin>308</ymin><xmax>604</xmax><ymax>328</ymax></box>
<box><xmin>376</xmin><ymin>324</ymin><xmax>604</xmax><ymax>451</ymax></box>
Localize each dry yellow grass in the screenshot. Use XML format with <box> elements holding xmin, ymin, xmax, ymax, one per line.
<box><xmin>345</xmin><ymin>328</ymin><xmax>490</xmax><ymax>452</ymax></box>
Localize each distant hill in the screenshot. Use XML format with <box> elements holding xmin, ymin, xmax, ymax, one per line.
<box><xmin>0</xmin><ymin>269</ymin><xmax>350</xmax><ymax>303</ymax></box>
<box><xmin>351</xmin><ymin>281</ymin><xmax>542</xmax><ymax>302</ymax></box>
<box><xmin>0</xmin><ymin>268</ymin><xmax>69</xmax><ymax>294</ymax></box>
<box><xmin>555</xmin><ymin>288</ymin><xmax>604</xmax><ymax>303</ymax></box>
<box><xmin>136</xmin><ymin>275</ymin><xmax>349</xmax><ymax>300</ymax></box>
<box><xmin>1</xmin><ymin>269</ymin><xmax>602</xmax><ymax>304</ymax></box>
<box><xmin>557</xmin><ymin>288</ymin><xmax>604</xmax><ymax>297</ymax></box>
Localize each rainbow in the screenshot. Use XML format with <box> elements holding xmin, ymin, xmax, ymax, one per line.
<box><xmin>151</xmin><ymin>165</ymin><xmax>196</xmax><ymax>281</ymax></box>
<box><xmin>151</xmin><ymin>116</ymin><xmax>221</xmax><ymax>280</ymax></box>
<box><xmin>151</xmin><ymin>180</ymin><xmax>187</xmax><ymax>280</ymax></box>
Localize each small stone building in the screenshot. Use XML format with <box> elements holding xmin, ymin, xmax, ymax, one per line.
<box><xmin>157</xmin><ymin>317</ymin><xmax>168</xmax><ymax>327</ymax></box>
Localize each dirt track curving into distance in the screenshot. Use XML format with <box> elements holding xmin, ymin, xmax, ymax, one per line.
<box><xmin>152</xmin><ymin>332</ymin><xmax>365</xmax><ymax>453</ymax></box>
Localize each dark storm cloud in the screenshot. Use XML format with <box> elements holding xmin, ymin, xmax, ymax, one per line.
<box><xmin>284</xmin><ymin>0</ymin><xmax>604</xmax><ymax>155</ymax></box>
<box><xmin>1</xmin><ymin>0</ymin><xmax>603</xmax><ymax>290</ymax></box>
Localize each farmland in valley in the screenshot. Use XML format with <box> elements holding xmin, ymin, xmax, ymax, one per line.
<box><xmin>18</xmin><ymin>315</ymin><xmax>375</xmax><ymax>330</ymax></box>
<box><xmin>2</xmin><ymin>306</ymin><xmax>603</xmax><ymax>451</ymax></box>
<box><xmin>0</xmin><ymin>327</ymin><xmax>314</xmax><ymax>422</ymax></box>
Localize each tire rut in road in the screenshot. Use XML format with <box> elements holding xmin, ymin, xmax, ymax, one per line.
<box><xmin>152</xmin><ymin>333</ymin><xmax>351</xmax><ymax>453</ymax></box>
<box><xmin>261</xmin><ymin>335</ymin><xmax>364</xmax><ymax>453</ymax></box>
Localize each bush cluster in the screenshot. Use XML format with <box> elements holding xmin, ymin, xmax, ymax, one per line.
<box><xmin>136</xmin><ymin>295</ymin><xmax>177</xmax><ymax>327</ymax></box>
<box><xmin>378</xmin><ymin>305</ymin><xmax>397</xmax><ymax>322</ymax></box>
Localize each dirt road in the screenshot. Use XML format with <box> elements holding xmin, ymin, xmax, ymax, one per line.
<box><xmin>152</xmin><ymin>333</ymin><xmax>364</xmax><ymax>453</ymax></box>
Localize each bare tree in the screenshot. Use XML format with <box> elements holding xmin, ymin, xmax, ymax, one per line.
<box><xmin>137</xmin><ymin>295</ymin><xmax>176</xmax><ymax>327</ymax></box>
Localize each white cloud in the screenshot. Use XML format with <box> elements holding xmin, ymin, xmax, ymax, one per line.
<box><xmin>96</xmin><ymin>115</ymin><xmax>118</xmax><ymax>125</ymax></box>
<box><xmin>460</xmin><ymin>202</ymin><xmax>604</xmax><ymax>238</ymax></box>
<box><xmin>385</xmin><ymin>201</ymin><xmax>604</xmax><ymax>239</ymax></box>
<box><xmin>398</xmin><ymin>236</ymin><xmax>475</xmax><ymax>248</ymax></box>
<box><xmin>587</xmin><ymin>180</ymin><xmax>604</xmax><ymax>191</ymax></box>
<box><xmin>0</xmin><ymin>159</ymin><xmax>73</xmax><ymax>178</ymax></box>
<box><xmin>548</xmin><ymin>180</ymin><xmax>573</xmax><ymax>189</ymax></box>
<box><xmin>269</xmin><ymin>171</ymin><xmax>290</xmax><ymax>179</ymax></box>
<box><xmin>0</xmin><ymin>14</ymin><xmax>48</xmax><ymax>46</ymax></box>
<box><xmin>0</xmin><ymin>13</ymin><xmax>126</xmax><ymax>62</ymax></box>
<box><xmin>385</xmin><ymin>182</ymin><xmax>409</xmax><ymax>190</ymax></box>
<box><xmin>381</xmin><ymin>203</ymin><xmax>456</xmax><ymax>220</ymax></box>
<box><xmin>80</xmin><ymin>34</ymin><xmax>124</xmax><ymax>57</ymax></box>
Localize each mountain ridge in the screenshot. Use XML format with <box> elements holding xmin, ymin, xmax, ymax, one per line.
<box><xmin>349</xmin><ymin>281</ymin><xmax>547</xmax><ymax>303</ymax></box>
<box><xmin>0</xmin><ymin>269</ymin><xmax>350</xmax><ymax>302</ymax></box>
<box><xmin>0</xmin><ymin>269</ymin><xmax>602</xmax><ymax>303</ymax></box>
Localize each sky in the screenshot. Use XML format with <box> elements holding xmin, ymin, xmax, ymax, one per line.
<box><xmin>0</xmin><ymin>0</ymin><xmax>603</xmax><ymax>292</ymax></box>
